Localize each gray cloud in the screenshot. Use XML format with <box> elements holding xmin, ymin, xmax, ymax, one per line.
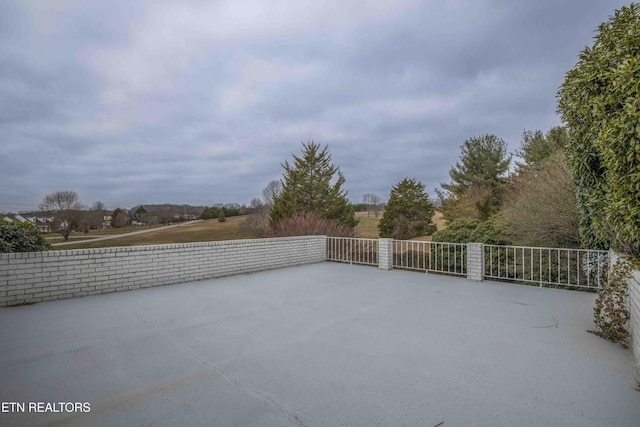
<box><xmin>0</xmin><ymin>0</ymin><xmax>630</xmax><ymax>212</ymax></box>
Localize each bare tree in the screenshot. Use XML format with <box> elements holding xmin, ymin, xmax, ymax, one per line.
<box><xmin>262</xmin><ymin>180</ymin><xmax>282</xmax><ymax>206</ymax></box>
<box><xmin>244</xmin><ymin>198</ymin><xmax>270</xmax><ymax>236</ymax></box>
<box><xmin>501</xmin><ymin>153</ymin><xmax>579</xmax><ymax>247</ymax></box>
<box><xmin>39</xmin><ymin>191</ymin><xmax>84</xmax><ymax>240</ymax></box>
<box><xmin>362</xmin><ymin>193</ymin><xmax>383</xmax><ymax>218</ymax></box>
<box><xmin>244</xmin><ymin>181</ymin><xmax>284</xmax><ymax>237</ymax></box>
<box><xmin>91</xmin><ymin>201</ymin><xmax>106</xmax><ymax>211</ymax></box>
<box><xmin>111</xmin><ymin>208</ymin><xmax>131</xmax><ymax>228</ymax></box>
<box><xmin>83</xmin><ymin>201</ymin><xmax>107</xmax><ymax>231</ymax></box>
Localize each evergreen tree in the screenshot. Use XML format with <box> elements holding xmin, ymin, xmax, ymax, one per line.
<box><xmin>378</xmin><ymin>178</ymin><xmax>436</xmax><ymax>240</ymax></box>
<box><xmin>270</xmin><ymin>142</ymin><xmax>358</xmax><ymax>228</ymax></box>
<box><xmin>440</xmin><ymin>134</ymin><xmax>511</xmax><ymax>220</ymax></box>
<box><xmin>516</xmin><ymin>126</ymin><xmax>568</xmax><ymax>172</ymax></box>
<box><xmin>133</xmin><ymin>205</ymin><xmax>147</xmax><ymax>224</ymax></box>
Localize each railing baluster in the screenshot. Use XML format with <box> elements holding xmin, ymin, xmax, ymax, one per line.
<box><xmin>577</xmin><ymin>251</ymin><xmax>580</xmax><ymax>287</ymax></box>
<box><xmin>556</xmin><ymin>248</ymin><xmax>560</xmax><ymax>285</ymax></box>
<box><xmin>454</xmin><ymin>244</ymin><xmax>457</xmax><ymax>273</ymax></box>
<box><xmin>567</xmin><ymin>250</ymin><xmax>570</xmax><ymax>285</ymax></box>
<box><xmin>539</xmin><ymin>249</ymin><xmax>542</xmax><ymax>287</ymax></box>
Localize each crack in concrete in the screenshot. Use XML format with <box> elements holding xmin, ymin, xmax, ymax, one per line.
<box><xmin>533</xmin><ymin>314</ymin><xmax>559</xmax><ymax>329</ymax></box>
<box><xmin>168</xmin><ymin>334</ymin><xmax>307</xmax><ymax>427</ymax></box>
<box><xmin>117</xmin><ymin>302</ymin><xmax>307</xmax><ymax>427</ymax></box>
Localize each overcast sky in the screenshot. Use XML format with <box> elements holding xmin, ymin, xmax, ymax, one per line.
<box><xmin>0</xmin><ymin>0</ymin><xmax>630</xmax><ymax>212</ymax></box>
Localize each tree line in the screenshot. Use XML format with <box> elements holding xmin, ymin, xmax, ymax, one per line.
<box><xmin>244</xmin><ymin>126</ymin><xmax>571</xmax><ymax>247</ymax></box>
<box><xmin>431</xmin><ymin>128</ymin><xmax>575</xmax><ymax>247</ymax></box>
<box><xmin>5</xmin><ymin>195</ymin><xmax>244</xmax><ymax>244</ymax></box>
<box><xmin>246</xmin><ymin>3</ymin><xmax>639</xmax><ymax>254</ymax></box>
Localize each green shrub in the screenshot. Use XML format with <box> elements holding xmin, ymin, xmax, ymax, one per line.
<box><xmin>432</xmin><ymin>218</ymin><xmax>478</xmax><ymax>243</ymax></box>
<box><xmin>0</xmin><ymin>220</ymin><xmax>51</xmax><ymax>253</ymax></box>
<box><xmin>592</xmin><ymin>257</ymin><xmax>632</xmax><ymax>345</ymax></box>
<box><xmin>432</xmin><ymin>216</ymin><xmax>511</xmax><ymax>244</ymax></box>
<box><xmin>557</xmin><ymin>4</ymin><xmax>640</xmax><ymax>254</ymax></box>
<box><xmin>378</xmin><ymin>178</ymin><xmax>436</xmax><ymax>240</ymax></box>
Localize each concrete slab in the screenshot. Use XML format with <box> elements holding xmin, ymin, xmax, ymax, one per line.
<box><xmin>1</xmin><ymin>263</ymin><xmax>638</xmax><ymax>426</ymax></box>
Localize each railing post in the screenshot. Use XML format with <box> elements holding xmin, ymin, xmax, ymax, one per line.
<box><xmin>378</xmin><ymin>238</ymin><xmax>393</xmax><ymax>270</ymax></box>
<box><xmin>467</xmin><ymin>243</ymin><xmax>484</xmax><ymax>282</ymax></box>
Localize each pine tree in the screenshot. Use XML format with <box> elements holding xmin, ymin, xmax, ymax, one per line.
<box><xmin>270</xmin><ymin>142</ymin><xmax>358</xmax><ymax>228</ymax></box>
<box><xmin>440</xmin><ymin>134</ymin><xmax>511</xmax><ymax>220</ymax></box>
<box><xmin>516</xmin><ymin>126</ymin><xmax>568</xmax><ymax>172</ymax></box>
<box><xmin>378</xmin><ymin>178</ymin><xmax>436</xmax><ymax>240</ymax></box>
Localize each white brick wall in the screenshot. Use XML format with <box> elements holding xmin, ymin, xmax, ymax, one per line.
<box><xmin>378</xmin><ymin>239</ymin><xmax>393</xmax><ymax>270</ymax></box>
<box><xmin>466</xmin><ymin>243</ymin><xmax>484</xmax><ymax>282</ymax></box>
<box><xmin>0</xmin><ymin>236</ymin><xmax>326</xmax><ymax>306</ymax></box>
<box><xmin>629</xmin><ymin>269</ymin><xmax>640</xmax><ymax>373</ymax></box>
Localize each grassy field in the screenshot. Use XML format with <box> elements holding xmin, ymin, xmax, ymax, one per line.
<box><xmin>53</xmin><ymin>211</ymin><xmax>447</xmax><ymax>250</ymax></box>
<box><xmin>355</xmin><ymin>210</ymin><xmax>446</xmax><ymax>240</ymax></box>
<box><xmin>55</xmin><ymin>217</ymin><xmax>252</xmax><ymax>250</ymax></box>
<box><xmin>354</xmin><ymin>211</ymin><xmax>381</xmax><ymax>238</ymax></box>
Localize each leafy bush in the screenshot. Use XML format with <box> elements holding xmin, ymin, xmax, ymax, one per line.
<box><xmin>432</xmin><ymin>218</ymin><xmax>478</xmax><ymax>243</ymax></box>
<box><xmin>432</xmin><ymin>216</ymin><xmax>511</xmax><ymax>244</ymax></box>
<box><xmin>0</xmin><ymin>220</ymin><xmax>51</xmax><ymax>253</ymax></box>
<box><xmin>557</xmin><ymin>4</ymin><xmax>640</xmax><ymax>254</ymax></box>
<box><xmin>592</xmin><ymin>257</ymin><xmax>632</xmax><ymax>345</ymax></box>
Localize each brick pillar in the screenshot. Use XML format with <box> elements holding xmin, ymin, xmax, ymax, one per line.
<box><xmin>466</xmin><ymin>243</ymin><xmax>484</xmax><ymax>282</ymax></box>
<box><xmin>378</xmin><ymin>238</ymin><xmax>393</xmax><ymax>270</ymax></box>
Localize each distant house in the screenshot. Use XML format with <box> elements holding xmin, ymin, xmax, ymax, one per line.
<box><xmin>103</xmin><ymin>214</ymin><xmax>112</xmax><ymax>229</ymax></box>
<box><xmin>2</xmin><ymin>214</ymin><xmax>54</xmax><ymax>234</ymax></box>
<box><xmin>35</xmin><ymin>218</ymin><xmax>54</xmax><ymax>233</ymax></box>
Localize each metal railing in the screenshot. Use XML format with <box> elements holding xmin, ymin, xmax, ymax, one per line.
<box><xmin>392</xmin><ymin>240</ymin><xmax>467</xmax><ymax>276</ymax></box>
<box><xmin>325</xmin><ymin>237</ymin><xmax>610</xmax><ymax>290</ymax></box>
<box><xmin>483</xmin><ymin>245</ymin><xmax>609</xmax><ymax>290</ymax></box>
<box><xmin>326</xmin><ymin>237</ymin><xmax>378</xmax><ymax>266</ymax></box>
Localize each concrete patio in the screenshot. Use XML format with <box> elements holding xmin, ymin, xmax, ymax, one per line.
<box><xmin>1</xmin><ymin>263</ymin><xmax>639</xmax><ymax>426</ymax></box>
